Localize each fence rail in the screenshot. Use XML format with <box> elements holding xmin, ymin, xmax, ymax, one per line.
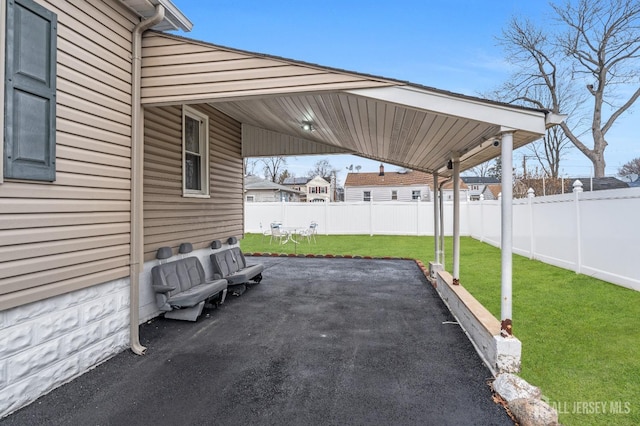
<box><xmin>245</xmin><ymin>187</ymin><xmax>640</xmax><ymax>292</ymax></box>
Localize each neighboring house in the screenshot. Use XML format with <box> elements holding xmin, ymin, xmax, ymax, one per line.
<box><xmin>345</xmin><ymin>165</ymin><xmax>432</xmax><ymax>202</ymax></box>
<box><xmin>439</xmin><ymin>179</ymin><xmax>469</xmax><ymax>201</ymax></box>
<box><xmin>283</xmin><ymin>175</ymin><xmax>334</xmax><ymax>202</ymax></box>
<box><xmin>482</xmin><ymin>184</ymin><xmax>502</xmax><ymax>200</ymax></box>
<box><xmin>244</xmin><ymin>175</ymin><xmax>304</xmax><ymax>202</ymax></box>
<box><xmin>344</xmin><ymin>165</ymin><xmax>467</xmax><ymax>202</ymax></box>
<box><xmin>461</xmin><ymin>176</ymin><xmax>500</xmax><ymax>201</ymax></box>
<box><xmin>306</xmin><ymin>175</ymin><xmax>332</xmax><ymax>202</ymax></box>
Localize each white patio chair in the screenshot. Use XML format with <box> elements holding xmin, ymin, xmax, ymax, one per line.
<box><xmin>298</xmin><ymin>222</ymin><xmax>318</xmax><ymax>243</ymax></box>
<box><xmin>259</xmin><ymin>222</ymin><xmax>271</xmax><ymax>242</ymax></box>
<box><xmin>270</xmin><ymin>223</ymin><xmax>287</xmax><ymax>245</ymax></box>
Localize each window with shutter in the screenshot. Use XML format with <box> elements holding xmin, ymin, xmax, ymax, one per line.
<box><xmin>3</xmin><ymin>0</ymin><xmax>57</xmax><ymax>181</ymax></box>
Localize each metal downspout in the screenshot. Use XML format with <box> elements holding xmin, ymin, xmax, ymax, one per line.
<box><xmin>130</xmin><ymin>5</ymin><xmax>165</xmax><ymax>355</ymax></box>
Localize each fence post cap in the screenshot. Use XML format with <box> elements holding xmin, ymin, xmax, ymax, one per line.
<box><xmin>573</xmin><ymin>179</ymin><xmax>584</xmax><ymax>193</ymax></box>
<box><xmin>527</xmin><ymin>188</ymin><xmax>535</xmax><ymax>198</ymax></box>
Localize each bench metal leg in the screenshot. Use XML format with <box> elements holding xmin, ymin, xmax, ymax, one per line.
<box><xmin>164</xmin><ymin>301</ymin><xmax>205</xmax><ymax>321</ymax></box>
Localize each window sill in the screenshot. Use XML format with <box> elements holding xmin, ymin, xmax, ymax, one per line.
<box><xmin>182</xmin><ymin>192</ymin><xmax>211</xmax><ymax>199</ymax></box>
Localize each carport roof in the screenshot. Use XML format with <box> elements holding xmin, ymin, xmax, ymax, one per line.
<box><xmin>141</xmin><ymin>32</ymin><xmax>562</xmax><ymax>177</ymax></box>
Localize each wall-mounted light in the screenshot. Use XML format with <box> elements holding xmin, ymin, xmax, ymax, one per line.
<box><xmin>301</xmin><ymin>121</ymin><xmax>315</xmax><ymax>132</ymax></box>
<box><xmin>447</xmin><ymin>159</ymin><xmax>453</xmax><ymax>170</ymax></box>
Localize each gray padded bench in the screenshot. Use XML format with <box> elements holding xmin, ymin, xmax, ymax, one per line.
<box><xmin>210</xmin><ymin>239</ymin><xmax>264</xmax><ymax>294</ymax></box>
<box><xmin>151</xmin><ymin>244</ymin><xmax>228</xmax><ymax>321</ymax></box>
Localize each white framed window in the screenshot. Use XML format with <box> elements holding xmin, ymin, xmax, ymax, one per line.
<box><xmin>391</xmin><ymin>190</ymin><xmax>398</xmax><ymax>200</ymax></box>
<box><xmin>182</xmin><ymin>106</ymin><xmax>209</xmax><ymax>197</ymax></box>
<box><xmin>363</xmin><ymin>191</ymin><xmax>371</xmax><ymax>201</ymax></box>
<box><xmin>412</xmin><ymin>190</ymin><xmax>421</xmax><ymax>200</ymax></box>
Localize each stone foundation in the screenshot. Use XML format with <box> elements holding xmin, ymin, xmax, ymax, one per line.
<box><xmin>0</xmin><ymin>278</ymin><xmax>130</xmax><ymax>418</ymax></box>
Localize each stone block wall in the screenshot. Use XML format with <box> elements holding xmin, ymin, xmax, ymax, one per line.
<box><xmin>0</xmin><ymin>278</ymin><xmax>130</xmax><ymax>418</ymax></box>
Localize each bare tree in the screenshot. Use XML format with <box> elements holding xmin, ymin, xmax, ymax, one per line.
<box><xmin>618</xmin><ymin>157</ymin><xmax>640</xmax><ymax>176</ymax></box>
<box><xmin>243</xmin><ymin>158</ymin><xmax>258</xmax><ymax>176</ymax></box>
<box><xmin>498</xmin><ymin>0</ymin><xmax>640</xmax><ymax>177</ymax></box>
<box><xmin>307</xmin><ymin>158</ymin><xmax>338</xmax><ymax>179</ymax></box>
<box><xmin>261</xmin><ymin>156</ymin><xmax>287</xmax><ymax>182</ymax></box>
<box><xmin>527</xmin><ymin>125</ymin><xmax>573</xmax><ymax>177</ymax></box>
<box><xmin>488</xmin><ymin>157</ymin><xmax>502</xmax><ymax>179</ymax></box>
<box><xmin>466</xmin><ymin>160</ymin><xmax>494</xmax><ymax>177</ymax></box>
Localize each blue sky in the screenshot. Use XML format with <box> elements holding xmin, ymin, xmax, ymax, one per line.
<box><xmin>171</xmin><ymin>0</ymin><xmax>638</xmax><ymax>183</ymax></box>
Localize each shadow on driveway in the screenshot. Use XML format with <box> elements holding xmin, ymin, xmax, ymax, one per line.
<box><xmin>2</xmin><ymin>257</ymin><xmax>512</xmax><ymax>425</ymax></box>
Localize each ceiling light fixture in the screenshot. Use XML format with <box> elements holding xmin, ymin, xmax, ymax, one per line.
<box><xmin>301</xmin><ymin>121</ymin><xmax>315</xmax><ymax>132</ymax></box>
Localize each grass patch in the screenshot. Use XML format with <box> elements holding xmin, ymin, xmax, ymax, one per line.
<box><xmin>241</xmin><ymin>233</ymin><xmax>640</xmax><ymax>426</ymax></box>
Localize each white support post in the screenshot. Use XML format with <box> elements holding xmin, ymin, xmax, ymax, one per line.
<box><xmin>500</xmin><ymin>132</ymin><xmax>514</xmax><ymax>336</ymax></box>
<box><xmin>439</xmin><ymin>186</ymin><xmax>445</xmax><ymax>267</ymax></box>
<box><xmin>433</xmin><ymin>172</ymin><xmax>440</xmax><ymax>263</ymax></box>
<box><xmin>452</xmin><ymin>155</ymin><xmax>461</xmax><ymax>284</ymax></box>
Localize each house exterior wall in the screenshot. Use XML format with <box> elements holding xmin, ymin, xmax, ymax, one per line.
<box><xmin>0</xmin><ymin>1</ymin><xmax>139</xmax><ymax>417</ymax></box>
<box><xmin>1</xmin><ymin>0</ymin><xmax>136</xmax><ymax>311</ymax></box>
<box><xmin>140</xmin><ymin>33</ymin><xmax>392</xmax><ymax>106</ymax></box>
<box><xmin>244</xmin><ymin>189</ymin><xmax>301</xmax><ymax>202</ymax></box>
<box><xmin>305</xmin><ymin>176</ymin><xmax>331</xmax><ymax>202</ymax></box>
<box><xmin>344</xmin><ymin>185</ymin><xmax>431</xmax><ymax>202</ymax></box>
<box><xmin>143</xmin><ymin>104</ymin><xmax>244</xmax><ymax>261</ymax></box>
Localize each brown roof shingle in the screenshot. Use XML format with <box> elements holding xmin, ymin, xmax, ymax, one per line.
<box><xmin>344</xmin><ymin>170</ymin><xmax>467</xmax><ymax>190</ymax></box>
<box><xmin>344</xmin><ymin>170</ymin><xmax>433</xmax><ymax>187</ymax></box>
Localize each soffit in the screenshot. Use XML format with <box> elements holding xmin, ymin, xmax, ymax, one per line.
<box><xmin>213</xmin><ymin>89</ymin><xmax>545</xmax><ymax>178</ymax></box>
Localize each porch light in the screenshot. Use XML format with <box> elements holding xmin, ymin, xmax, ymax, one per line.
<box><xmin>301</xmin><ymin>121</ymin><xmax>315</xmax><ymax>132</ymax></box>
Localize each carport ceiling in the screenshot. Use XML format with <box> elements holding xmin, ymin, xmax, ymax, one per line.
<box><xmin>213</xmin><ymin>87</ymin><xmax>548</xmax><ymax>177</ymax></box>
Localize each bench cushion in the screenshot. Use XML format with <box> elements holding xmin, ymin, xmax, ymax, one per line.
<box><xmin>165</xmin><ymin>279</ymin><xmax>227</xmax><ymax>309</ymax></box>
<box><xmin>210</xmin><ymin>248</ymin><xmax>264</xmax><ymax>284</ymax></box>
<box><xmin>224</xmin><ymin>264</ymin><xmax>264</xmax><ymax>285</ymax></box>
<box><xmin>151</xmin><ymin>256</ymin><xmax>227</xmax><ymax>311</ymax></box>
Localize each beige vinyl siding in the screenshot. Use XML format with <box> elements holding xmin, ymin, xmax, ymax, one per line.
<box><xmin>140</xmin><ymin>33</ymin><xmax>394</xmax><ymax>105</ymax></box>
<box><xmin>242</xmin><ymin>124</ymin><xmax>351</xmax><ymax>157</ymax></box>
<box><xmin>143</xmin><ymin>105</ymin><xmax>244</xmax><ymax>261</ymax></box>
<box><xmin>0</xmin><ymin>0</ymin><xmax>137</xmax><ymax>311</ymax></box>
<box><xmin>344</xmin><ymin>185</ymin><xmax>431</xmax><ymax>202</ymax></box>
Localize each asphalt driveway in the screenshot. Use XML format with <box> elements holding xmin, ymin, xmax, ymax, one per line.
<box><xmin>2</xmin><ymin>257</ymin><xmax>512</xmax><ymax>425</ymax></box>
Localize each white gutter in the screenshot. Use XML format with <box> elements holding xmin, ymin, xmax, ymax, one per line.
<box><xmin>129</xmin><ymin>5</ymin><xmax>166</xmax><ymax>355</ymax></box>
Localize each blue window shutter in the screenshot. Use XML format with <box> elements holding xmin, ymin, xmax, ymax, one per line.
<box><xmin>4</xmin><ymin>0</ymin><xmax>57</xmax><ymax>181</ymax></box>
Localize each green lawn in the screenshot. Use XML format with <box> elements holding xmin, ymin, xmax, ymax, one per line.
<box><xmin>241</xmin><ymin>233</ymin><xmax>640</xmax><ymax>426</ymax></box>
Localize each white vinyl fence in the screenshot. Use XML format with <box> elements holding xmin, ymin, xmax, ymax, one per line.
<box><xmin>245</xmin><ymin>187</ymin><xmax>640</xmax><ymax>291</ymax></box>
